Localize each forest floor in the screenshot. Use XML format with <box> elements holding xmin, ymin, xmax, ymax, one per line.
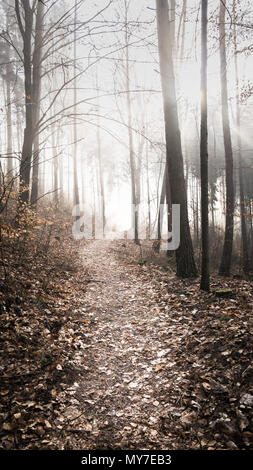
<box><xmin>0</xmin><ymin>239</ymin><xmax>253</xmax><ymax>450</ymax></box>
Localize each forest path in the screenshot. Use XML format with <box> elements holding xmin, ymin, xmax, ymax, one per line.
<box><xmin>71</xmin><ymin>240</ymin><xmax>183</xmax><ymax>450</ymax></box>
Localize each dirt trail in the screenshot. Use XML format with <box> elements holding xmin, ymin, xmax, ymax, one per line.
<box><xmin>2</xmin><ymin>238</ymin><xmax>251</xmax><ymax>450</ymax></box>
<box><xmin>69</xmin><ymin>240</ymin><xmax>184</xmax><ymax>449</ymax></box>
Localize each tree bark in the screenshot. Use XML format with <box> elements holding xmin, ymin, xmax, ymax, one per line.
<box><xmin>97</xmin><ymin>121</ymin><xmax>105</xmax><ymax>236</ymax></box>
<box><xmin>73</xmin><ymin>0</ymin><xmax>80</xmax><ymax>211</ymax></box>
<box><xmin>52</xmin><ymin>122</ymin><xmax>59</xmax><ymax>206</ymax></box>
<box><xmin>145</xmin><ymin>139</ymin><xmax>151</xmax><ymax>238</ymax></box>
<box><xmin>6</xmin><ymin>32</ymin><xmax>13</xmax><ymax>182</ymax></box>
<box><xmin>177</xmin><ymin>0</ymin><xmax>187</xmax><ymax>59</ymax></box>
<box><xmin>125</xmin><ymin>1</ymin><xmax>139</xmax><ymax>244</ymax></box>
<box><xmin>156</xmin><ymin>0</ymin><xmax>197</xmax><ymax>278</ymax></box>
<box><xmin>233</xmin><ymin>0</ymin><xmax>250</xmax><ymax>273</ymax></box>
<box><xmin>15</xmin><ymin>0</ymin><xmax>34</xmax><ymax>205</ymax></box>
<box><xmin>96</xmin><ymin>71</ymin><xmax>105</xmax><ymax>236</ymax></box>
<box><xmin>219</xmin><ymin>0</ymin><xmax>235</xmax><ymax>276</ymax></box>
<box><xmin>200</xmin><ymin>0</ymin><xmax>210</xmax><ymax>291</ymax></box>
<box><xmin>31</xmin><ymin>0</ymin><xmax>44</xmax><ymax>206</ymax></box>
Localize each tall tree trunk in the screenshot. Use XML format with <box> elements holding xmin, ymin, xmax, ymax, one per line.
<box><xmin>195</xmin><ymin>176</ymin><xmax>199</xmax><ymax>244</ymax></box>
<box><xmin>73</xmin><ymin>0</ymin><xmax>80</xmax><ymax>210</ymax></box>
<box><xmin>16</xmin><ymin>104</ymin><xmax>22</xmax><ymax>160</ymax></box>
<box><xmin>31</xmin><ymin>0</ymin><xmax>44</xmax><ymax>206</ymax></box>
<box><xmin>67</xmin><ymin>152</ymin><xmax>70</xmax><ymax>202</ymax></box>
<box><xmin>233</xmin><ymin>1</ymin><xmax>249</xmax><ymax>273</ymax></box>
<box><xmin>39</xmin><ymin>150</ymin><xmax>46</xmax><ymax>199</ymax></box>
<box><xmin>97</xmin><ymin>123</ymin><xmax>105</xmax><ymax>236</ymax></box>
<box><xmin>200</xmin><ymin>0</ymin><xmax>209</xmax><ymax>291</ymax></box>
<box><xmin>169</xmin><ymin>0</ymin><xmax>176</xmax><ymax>51</ymax></box>
<box><xmin>6</xmin><ymin>80</ymin><xmax>13</xmax><ymax>181</ymax></box>
<box><xmin>177</xmin><ymin>0</ymin><xmax>187</xmax><ymax>59</ymax></box>
<box><xmin>125</xmin><ymin>1</ymin><xmax>138</xmax><ymax>244</ymax></box>
<box><xmin>210</xmin><ymin>183</ymin><xmax>215</xmax><ymax>233</ymax></box>
<box><xmin>15</xmin><ymin>0</ymin><xmax>34</xmax><ymax>205</ymax></box>
<box><xmin>135</xmin><ymin>135</ymin><xmax>144</xmax><ymax>218</ymax></box>
<box><xmin>156</xmin><ymin>0</ymin><xmax>197</xmax><ymax>278</ymax></box>
<box><xmin>210</xmin><ymin>124</ymin><xmax>217</xmax><ymax>234</ymax></box>
<box><xmin>96</xmin><ymin>72</ymin><xmax>105</xmax><ymax>236</ymax></box>
<box><xmin>184</xmin><ymin>141</ymin><xmax>189</xmax><ymax>195</ymax></box>
<box><xmin>80</xmin><ymin>154</ymin><xmax>85</xmax><ymax>205</ymax></box>
<box><xmin>59</xmin><ymin>147</ymin><xmax>64</xmax><ymax>203</ymax></box>
<box><xmin>145</xmin><ymin>139</ymin><xmax>151</xmax><ymax>237</ymax></box>
<box><xmin>6</xmin><ymin>33</ymin><xmax>13</xmax><ymax>182</ymax></box>
<box><xmin>219</xmin><ymin>0</ymin><xmax>235</xmax><ymax>276</ymax></box>
<box><xmin>52</xmin><ymin>122</ymin><xmax>59</xmax><ymax>206</ymax></box>
<box><xmin>249</xmin><ymin>202</ymin><xmax>253</xmax><ymax>270</ymax></box>
<box><xmin>92</xmin><ymin>174</ymin><xmax>96</xmax><ymax>239</ymax></box>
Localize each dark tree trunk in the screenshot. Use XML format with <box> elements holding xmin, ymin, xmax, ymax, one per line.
<box><xmin>15</xmin><ymin>0</ymin><xmax>34</xmax><ymax>205</ymax></box>
<box><xmin>233</xmin><ymin>1</ymin><xmax>250</xmax><ymax>273</ymax></box>
<box><xmin>156</xmin><ymin>0</ymin><xmax>197</xmax><ymax>278</ymax></box>
<box><xmin>195</xmin><ymin>177</ymin><xmax>199</xmax><ymax>244</ymax></box>
<box><xmin>200</xmin><ymin>0</ymin><xmax>210</xmax><ymax>291</ymax></box>
<box><xmin>219</xmin><ymin>0</ymin><xmax>235</xmax><ymax>276</ymax></box>
<box><xmin>31</xmin><ymin>0</ymin><xmax>44</xmax><ymax>206</ymax></box>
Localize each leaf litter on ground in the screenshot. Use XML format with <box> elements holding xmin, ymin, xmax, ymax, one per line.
<box><xmin>0</xmin><ymin>238</ymin><xmax>252</xmax><ymax>450</ymax></box>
